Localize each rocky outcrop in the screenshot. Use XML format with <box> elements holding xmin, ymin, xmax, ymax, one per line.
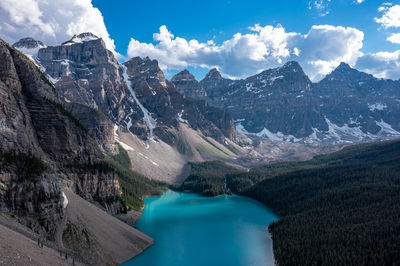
<box><xmin>0</xmin><ymin>38</ymin><xmax>122</xmax><ymax>239</ymax></box>
<box><xmin>36</xmin><ymin>33</ymin><xmax>126</xmax><ymax>121</ymax></box>
<box><xmin>171</xmin><ymin>69</ymin><xmax>207</xmax><ymax>99</ymax></box>
<box><xmin>66</xmin><ymin>102</ymin><xmax>117</xmax><ymax>153</ymax></box>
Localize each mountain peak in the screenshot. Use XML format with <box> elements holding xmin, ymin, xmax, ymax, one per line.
<box><xmin>257</xmin><ymin>61</ymin><xmax>307</xmax><ymax>81</ymax></box>
<box><xmin>13</xmin><ymin>37</ymin><xmax>46</xmax><ymax>58</ymax></box>
<box><xmin>203</xmin><ymin>68</ymin><xmax>223</xmax><ymax>81</ymax></box>
<box><xmin>281</xmin><ymin>61</ymin><xmax>306</xmax><ymax>74</ymax></box>
<box><xmin>171</xmin><ymin>69</ymin><xmax>196</xmax><ymax>82</ymax></box>
<box><xmin>283</xmin><ymin>61</ymin><xmax>301</xmax><ymax>69</ymax></box>
<box><xmin>171</xmin><ymin>69</ymin><xmax>207</xmax><ymax>98</ymax></box>
<box><xmin>336</xmin><ymin>62</ymin><xmax>352</xmax><ymax>70</ymax></box>
<box><xmin>321</xmin><ymin>61</ymin><xmax>375</xmax><ymax>84</ymax></box>
<box><xmin>13</xmin><ymin>37</ymin><xmax>45</xmax><ymax>49</ymax></box>
<box><xmin>62</xmin><ymin>32</ymin><xmax>100</xmax><ymax>46</ymax></box>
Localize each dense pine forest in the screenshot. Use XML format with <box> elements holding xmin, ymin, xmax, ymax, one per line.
<box><xmin>178</xmin><ymin>140</ymin><xmax>400</xmax><ymax>265</ymax></box>
<box><xmin>176</xmin><ymin>161</ymin><xmax>245</xmax><ymax>196</ymax></box>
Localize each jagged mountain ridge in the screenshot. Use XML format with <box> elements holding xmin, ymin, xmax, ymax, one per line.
<box><xmin>19</xmin><ymin>33</ymin><xmax>236</xmax><ymax>146</ymax></box>
<box><xmin>172</xmin><ymin>61</ymin><xmax>400</xmax><ymax>144</ymax></box>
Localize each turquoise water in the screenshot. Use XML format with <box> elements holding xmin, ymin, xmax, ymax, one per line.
<box><xmin>122</xmin><ymin>190</ymin><xmax>278</xmax><ymax>266</ymax></box>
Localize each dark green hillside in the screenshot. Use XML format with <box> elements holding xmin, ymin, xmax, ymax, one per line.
<box><xmin>178</xmin><ymin>161</ymin><xmax>245</xmax><ymax>196</ymax></box>
<box><xmin>244</xmin><ymin>140</ymin><xmax>400</xmax><ymax>265</ymax></box>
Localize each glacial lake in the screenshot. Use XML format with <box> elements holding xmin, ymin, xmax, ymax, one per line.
<box><xmin>122</xmin><ymin>190</ymin><xmax>278</xmax><ymax>266</ymax></box>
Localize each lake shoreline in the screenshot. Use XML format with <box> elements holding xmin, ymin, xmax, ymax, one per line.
<box><xmin>123</xmin><ymin>190</ymin><xmax>277</xmax><ymax>266</ymax></box>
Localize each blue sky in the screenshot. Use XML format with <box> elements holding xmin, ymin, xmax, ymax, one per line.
<box><xmin>93</xmin><ymin>0</ymin><xmax>394</xmax><ymax>54</ymax></box>
<box><xmin>1</xmin><ymin>0</ymin><xmax>400</xmax><ymax>81</ymax></box>
<box><xmin>93</xmin><ymin>0</ymin><xmax>400</xmax><ymax>80</ymax></box>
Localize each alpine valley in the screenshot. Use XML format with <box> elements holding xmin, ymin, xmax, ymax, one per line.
<box><xmin>0</xmin><ymin>31</ymin><xmax>399</xmax><ymax>266</ymax></box>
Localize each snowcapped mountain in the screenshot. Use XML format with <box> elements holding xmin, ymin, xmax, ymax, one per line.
<box><xmin>13</xmin><ymin>37</ymin><xmax>46</xmax><ymax>62</ymax></box>
<box><xmin>62</xmin><ymin>32</ymin><xmax>100</xmax><ymax>46</ymax></box>
<box><xmin>173</xmin><ymin>61</ymin><xmax>400</xmax><ymax>144</ymax></box>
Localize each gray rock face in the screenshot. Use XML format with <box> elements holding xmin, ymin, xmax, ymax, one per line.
<box><xmin>0</xmin><ymin>38</ymin><xmax>122</xmax><ymax>238</ymax></box>
<box><xmin>195</xmin><ymin>62</ymin><xmax>400</xmax><ymax>143</ymax></box>
<box><xmin>171</xmin><ymin>69</ymin><xmax>207</xmax><ymax>99</ymax></box>
<box><xmin>66</xmin><ymin>102</ymin><xmax>117</xmax><ymax>153</ymax></box>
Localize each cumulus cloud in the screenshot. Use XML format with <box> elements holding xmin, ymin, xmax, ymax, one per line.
<box><xmin>355</xmin><ymin>50</ymin><xmax>400</xmax><ymax>79</ymax></box>
<box><xmin>387</xmin><ymin>33</ymin><xmax>400</xmax><ymax>44</ymax></box>
<box><xmin>127</xmin><ymin>24</ymin><xmax>364</xmax><ymax>81</ymax></box>
<box><xmin>375</xmin><ymin>4</ymin><xmax>400</xmax><ymax>28</ymax></box>
<box><xmin>0</xmin><ymin>0</ymin><xmax>116</xmax><ymax>53</ymax></box>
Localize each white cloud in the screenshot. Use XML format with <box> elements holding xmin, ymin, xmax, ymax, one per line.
<box><xmin>308</xmin><ymin>0</ymin><xmax>332</xmax><ymax>16</ymax></box>
<box><xmin>0</xmin><ymin>0</ymin><xmax>116</xmax><ymax>53</ymax></box>
<box><xmin>127</xmin><ymin>24</ymin><xmax>364</xmax><ymax>81</ymax></box>
<box><xmin>387</xmin><ymin>33</ymin><xmax>400</xmax><ymax>43</ymax></box>
<box><xmin>355</xmin><ymin>0</ymin><xmax>365</xmax><ymax>3</ymax></box>
<box><xmin>375</xmin><ymin>4</ymin><xmax>400</xmax><ymax>28</ymax></box>
<box><xmin>355</xmin><ymin>50</ymin><xmax>400</xmax><ymax>79</ymax></box>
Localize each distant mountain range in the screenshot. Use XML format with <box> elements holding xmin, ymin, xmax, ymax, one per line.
<box><xmin>172</xmin><ymin>61</ymin><xmax>400</xmax><ymax>144</ymax></box>
<box><xmin>11</xmin><ymin>33</ymin><xmax>400</xmax><ymax>162</ymax></box>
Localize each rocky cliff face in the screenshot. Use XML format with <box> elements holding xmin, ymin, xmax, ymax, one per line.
<box><xmin>123</xmin><ymin>56</ymin><xmax>237</xmax><ymax>143</ymax></box>
<box><xmin>0</xmin><ymin>38</ymin><xmax>122</xmax><ymax>238</ymax></box>
<box><xmin>315</xmin><ymin>63</ymin><xmax>400</xmax><ymax>137</ymax></box>
<box><xmin>20</xmin><ymin>34</ymin><xmax>236</xmax><ymax>146</ymax></box>
<box><xmin>171</xmin><ymin>69</ymin><xmax>207</xmax><ymax>99</ymax></box>
<box><xmin>195</xmin><ymin>62</ymin><xmax>400</xmax><ymax>144</ymax></box>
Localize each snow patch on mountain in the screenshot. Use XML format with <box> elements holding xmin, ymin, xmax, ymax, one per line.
<box><xmin>61</xmin><ymin>192</ymin><xmax>68</xmax><ymax>209</ymax></box>
<box><xmin>368</xmin><ymin>103</ymin><xmax>387</xmax><ymax>111</ymax></box>
<box><xmin>16</xmin><ymin>45</ymin><xmax>46</xmax><ymax>61</ymax></box>
<box><xmin>324</xmin><ymin>117</ymin><xmax>374</xmax><ymax>143</ymax></box>
<box><xmin>236</xmin><ymin>117</ymin><xmax>400</xmax><ymax>145</ymax></box>
<box><xmin>178</xmin><ymin>110</ymin><xmax>188</xmax><ymax>124</ymax></box>
<box><xmin>121</xmin><ymin>65</ymin><xmax>157</xmax><ymax>139</ymax></box>
<box><xmin>47</xmin><ymin>75</ymin><xmax>60</xmax><ymax>85</ymax></box>
<box><xmin>236</xmin><ymin>123</ymin><xmax>301</xmax><ymax>142</ymax></box>
<box><xmin>113</xmin><ymin>125</ymin><xmax>135</xmax><ymax>151</ymax></box>
<box><xmin>376</xmin><ymin>120</ymin><xmax>400</xmax><ymax>136</ymax></box>
<box><xmin>63</xmin><ymin>33</ymin><xmax>99</xmax><ymax>46</ymax></box>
